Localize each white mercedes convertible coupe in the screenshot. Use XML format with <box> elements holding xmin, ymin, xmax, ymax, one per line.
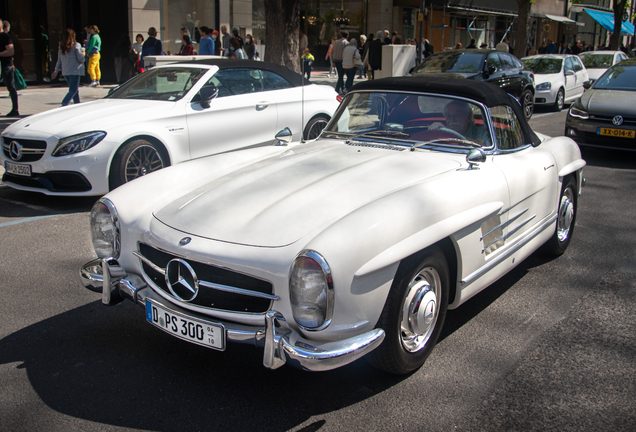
<box><xmin>80</xmin><ymin>76</ymin><xmax>585</xmax><ymax>374</ymax></box>
<box><xmin>1</xmin><ymin>59</ymin><xmax>339</xmax><ymax>195</ymax></box>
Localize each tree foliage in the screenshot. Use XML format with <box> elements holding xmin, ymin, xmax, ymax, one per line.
<box><xmin>264</xmin><ymin>0</ymin><xmax>301</xmax><ymax>73</ymax></box>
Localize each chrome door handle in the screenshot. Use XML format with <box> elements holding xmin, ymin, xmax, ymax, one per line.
<box><xmin>256</xmin><ymin>102</ymin><xmax>270</xmax><ymax>110</ymax></box>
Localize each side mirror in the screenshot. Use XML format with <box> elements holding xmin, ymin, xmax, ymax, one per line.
<box><xmin>565</xmin><ymin>70</ymin><xmax>575</xmax><ymax>76</ymax></box>
<box><xmin>466</xmin><ymin>148</ymin><xmax>486</xmax><ymax>170</ymax></box>
<box><xmin>275</xmin><ymin>127</ymin><xmax>293</xmax><ymax>146</ymax></box>
<box><xmin>199</xmin><ymin>85</ymin><xmax>219</xmax><ymax>109</ymax></box>
<box><xmin>583</xmin><ymin>80</ymin><xmax>592</xmax><ymax>90</ymax></box>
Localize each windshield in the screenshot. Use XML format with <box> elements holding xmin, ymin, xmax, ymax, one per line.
<box><xmin>414</xmin><ymin>52</ymin><xmax>486</xmax><ymax>74</ymax></box>
<box><xmin>579</xmin><ymin>53</ymin><xmax>613</xmax><ymax>69</ymax></box>
<box><xmin>592</xmin><ymin>64</ymin><xmax>636</xmax><ymax>91</ymax></box>
<box><xmin>522</xmin><ymin>58</ymin><xmax>563</xmax><ymax>74</ymax></box>
<box><xmin>323</xmin><ymin>92</ymin><xmax>492</xmax><ymax>148</ymax></box>
<box><xmin>105</xmin><ymin>67</ymin><xmax>209</xmax><ymax>101</ymax></box>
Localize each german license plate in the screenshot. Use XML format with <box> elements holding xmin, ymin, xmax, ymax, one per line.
<box><xmin>146</xmin><ymin>299</ymin><xmax>225</xmax><ymax>351</ymax></box>
<box><xmin>4</xmin><ymin>161</ymin><xmax>31</xmax><ymax>176</ymax></box>
<box><xmin>598</xmin><ymin>127</ymin><xmax>635</xmax><ymax>138</ymax></box>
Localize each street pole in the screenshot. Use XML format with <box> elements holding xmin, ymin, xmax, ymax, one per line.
<box><xmin>417</xmin><ymin>0</ymin><xmax>425</xmax><ymax>63</ymax></box>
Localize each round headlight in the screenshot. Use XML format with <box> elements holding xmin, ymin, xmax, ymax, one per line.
<box><xmin>90</xmin><ymin>199</ymin><xmax>120</xmax><ymax>259</ymax></box>
<box><xmin>289</xmin><ymin>251</ymin><xmax>334</xmax><ymax>330</ymax></box>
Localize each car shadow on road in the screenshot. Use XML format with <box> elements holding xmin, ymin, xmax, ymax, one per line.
<box><xmin>0</xmin><ymin>188</ymin><xmax>99</xmax><ymax>218</ymax></box>
<box><xmin>0</xmin><ymin>300</ymin><xmax>408</xmax><ymax>431</ymax></box>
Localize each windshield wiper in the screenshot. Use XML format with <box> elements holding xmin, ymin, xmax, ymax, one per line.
<box><xmin>346</xmin><ymin>130</ymin><xmax>411</xmax><ymax>144</ymax></box>
<box><xmin>410</xmin><ymin>138</ymin><xmax>482</xmax><ymax>151</ymax></box>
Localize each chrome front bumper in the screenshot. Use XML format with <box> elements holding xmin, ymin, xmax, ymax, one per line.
<box><xmin>80</xmin><ymin>258</ymin><xmax>385</xmax><ymax>372</ymax></box>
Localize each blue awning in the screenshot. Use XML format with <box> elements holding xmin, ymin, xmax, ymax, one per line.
<box><xmin>583</xmin><ymin>8</ymin><xmax>635</xmax><ymax>35</ymax></box>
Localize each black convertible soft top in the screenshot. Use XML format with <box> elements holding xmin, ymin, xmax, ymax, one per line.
<box><xmin>179</xmin><ymin>58</ymin><xmax>306</xmax><ymax>87</ymax></box>
<box><xmin>351</xmin><ymin>76</ymin><xmax>540</xmax><ymax>146</ymax></box>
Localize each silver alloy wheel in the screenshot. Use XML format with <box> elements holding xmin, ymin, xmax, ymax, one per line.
<box><xmin>400</xmin><ymin>266</ymin><xmax>441</xmax><ymax>352</ymax></box>
<box><xmin>556</xmin><ymin>185</ymin><xmax>575</xmax><ymax>242</ymax></box>
<box><xmin>556</xmin><ymin>89</ymin><xmax>564</xmax><ymax>110</ymax></box>
<box><xmin>305</xmin><ymin>118</ymin><xmax>328</xmax><ymax>140</ymax></box>
<box><xmin>523</xmin><ymin>91</ymin><xmax>534</xmax><ymax>118</ymax></box>
<box><xmin>124</xmin><ymin>144</ymin><xmax>164</xmax><ymax>182</ymax></box>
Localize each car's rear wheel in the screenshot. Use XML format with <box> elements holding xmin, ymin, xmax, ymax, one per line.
<box><xmin>303</xmin><ymin>115</ymin><xmax>330</xmax><ymax>140</ymax></box>
<box><xmin>521</xmin><ymin>89</ymin><xmax>534</xmax><ymax>119</ymax></box>
<box><xmin>554</xmin><ymin>88</ymin><xmax>565</xmax><ymax>112</ymax></box>
<box><xmin>543</xmin><ymin>175</ymin><xmax>577</xmax><ymax>256</ymax></box>
<box><xmin>367</xmin><ymin>246</ymin><xmax>449</xmax><ymax>375</ymax></box>
<box><xmin>109</xmin><ymin>139</ymin><xmax>168</xmax><ymax>190</ymax></box>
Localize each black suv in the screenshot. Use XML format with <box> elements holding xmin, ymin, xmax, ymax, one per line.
<box><xmin>412</xmin><ymin>49</ymin><xmax>536</xmax><ymax>119</ymax></box>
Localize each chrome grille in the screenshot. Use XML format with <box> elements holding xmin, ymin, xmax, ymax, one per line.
<box><xmin>589</xmin><ymin>114</ymin><xmax>636</xmax><ymax>126</ymax></box>
<box><xmin>136</xmin><ymin>243</ymin><xmax>276</xmax><ymax>313</ymax></box>
<box><xmin>3</xmin><ymin>137</ymin><xmax>47</xmax><ymax>162</ymax></box>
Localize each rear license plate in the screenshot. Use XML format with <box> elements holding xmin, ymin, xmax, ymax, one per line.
<box><xmin>146</xmin><ymin>299</ymin><xmax>225</xmax><ymax>351</ymax></box>
<box><xmin>4</xmin><ymin>161</ymin><xmax>31</xmax><ymax>176</ymax></box>
<box><xmin>598</xmin><ymin>127</ymin><xmax>635</xmax><ymax>138</ymax></box>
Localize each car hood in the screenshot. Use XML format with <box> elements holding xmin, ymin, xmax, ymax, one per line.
<box><xmin>586</xmin><ymin>69</ymin><xmax>607</xmax><ymax>80</ymax></box>
<box><xmin>153</xmin><ymin>140</ymin><xmax>462</xmax><ymax>247</ymax></box>
<box><xmin>8</xmin><ymin>99</ymin><xmax>178</xmax><ymax>136</ymax></box>
<box><xmin>579</xmin><ymin>88</ymin><xmax>636</xmax><ymax>115</ymax></box>
<box><xmin>534</xmin><ymin>73</ymin><xmax>561</xmax><ymax>85</ymax></box>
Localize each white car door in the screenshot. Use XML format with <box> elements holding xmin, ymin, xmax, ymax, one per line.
<box><xmin>186</xmin><ymin>68</ymin><xmax>278</xmax><ymax>160</ymax></box>
<box><xmin>490</xmin><ymin>105</ymin><xmax>559</xmax><ymax>245</ymax></box>
<box><xmin>572</xmin><ymin>56</ymin><xmax>588</xmax><ymax>97</ymax></box>
<box><xmin>259</xmin><ymin>70</ymin><xmax>306</xmax><ymax>140</ymax></box>
<box><xmin>563</xmin><ymin>56</ymin><xmax>579</xmax><ymax>99</ymax></box>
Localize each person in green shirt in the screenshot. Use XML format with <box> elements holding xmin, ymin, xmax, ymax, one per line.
<box><xmin>87</xmin><ymin>24</ymin><xmax>101</xmax><ymax>86</ymax></box>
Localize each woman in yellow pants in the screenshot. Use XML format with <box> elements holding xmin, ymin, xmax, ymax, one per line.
<box><xmin>87</xmin><ymin>25</ymin><xmax>101</xmax><ymax>86</ymax></box>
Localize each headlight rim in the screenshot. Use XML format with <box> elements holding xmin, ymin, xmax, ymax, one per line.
<box><xmin>568</xmin><ymin>105</ymin><xmax>589</xmax><ymax>120</ymax></box>
<box><xmin>536</xmin><ymin>82</ymin><xmax>551</xmax><ymax>91</ymax></box>
<box><xmin>52</xmin><ymin>131</ymin><xmax>107</xmax><ymax>157</ymax></box>
<box><xmin>90</xmin><ymin>197</ymin><xmax>121</xmax><ymax>260</ymax></box>
<box><xmin>289</xmin><ymin>249</ymin><xmax>335</xmax><ymax>332</ymax></box>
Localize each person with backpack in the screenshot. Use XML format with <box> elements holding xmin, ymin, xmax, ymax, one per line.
<box><xmin>140</xmin><ymin>27</ymin><xmax>162</xmax><ymax>69</ymax></box>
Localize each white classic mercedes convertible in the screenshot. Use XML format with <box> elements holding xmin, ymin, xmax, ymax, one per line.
<box><xmin>80</xmin><ymin>77</ymin><xmax>585</xmax><ymax>374</ymax></box>
<box><xmin>1</xmin><ymin>59</ymin><xmax>339</xmax><ymax>195</ymax></box>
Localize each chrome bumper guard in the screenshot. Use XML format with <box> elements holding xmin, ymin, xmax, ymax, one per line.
<box><xmin>80</xmin><ymin>258</ymin><xmax>385</xmax><ymax>372</ymax></box>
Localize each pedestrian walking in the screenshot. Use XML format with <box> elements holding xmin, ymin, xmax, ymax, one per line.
<box><xmin>342</xmin><ymin>38</ymin><xmax>361</xmax><ymax>93</ymax></box>
<box><xmin>331</xmin><ymin>30</ymin><xmax>349</xmax><ymax>95</ymax></box>
<box><xmin>228</xmin><ymin>37</ymin><xmax>245</xmax><ymax>59</ymax></box>
<box><xmin>0</xmin><ymin>18</ymin><xmax>18</xmax><ymax>116</ymax></box>
<box><xmin>198</xmin><ymin>27</ymin><xmax>214</xmax><ymax>56</ymax></box>
<box><xmin>178</xmin><ymin>34</ymin><xmax>194</xmax><ymax>55</ymax></box>
<box><xmin>140</xmin><ymin>27</ymin><xmax>162</xmax><ymax>69</ymax></box>
<box><xmin>358</xmin><ymin>35</ymin><xmax>367</xmax><ymax>78</ymax></box>
<box><xmin>86</xmin><ymin>24</ymin><xmax>101</xmax><ymax>86</ymax></box>
<box><xmin>113</xmin><ymin>34</ymin><xmax>137</xmax><ymax>83</ymax></box>
<box><xmin>220</xmin><ymin>25</ymin><xmax>231</xmax><ymax>56</ymax></box>
<box><xmin>51</xmin><ymin>28</ymin><xmax>84</xmax><ymax>106</ymax></box>
<box><xmin>301</xmin><ymin>48</ymin><xmax>314</xmax><ymax>80</ymax></box>
<box><xmin>132</xmin><ymin>34</ymin><xmax>144</xmax><ymax>56</ymax></box>
<box><xmin>368</xmin><ymin>30</ymin><xmax>383</xmax><ymax>80</ymax></box>
<box><xmin>325</xmin><ymin>36</ymin><xmax>336</xmax><ymax>77</ymax></box>
<box><xmin>244</xmin><ymin>34</ymin><xmax>256</xmax><ymax>60</ymax></box>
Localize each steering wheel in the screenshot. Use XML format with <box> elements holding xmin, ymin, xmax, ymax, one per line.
<box><xmin>438</xmin><ymin>127</ymin><xmax>466</xmax><ymax>140</ymax></box>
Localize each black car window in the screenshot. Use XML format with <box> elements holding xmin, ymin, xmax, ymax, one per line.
<box><xmin>564</xmin><ymin>57</ymin><xmax>574</xmax><ymax>73</ymax></box>
<box><xmin>261</xmin><ymin>70</ymin><xmax>293</xmax><ymax>91</ymax></box>
<box><xmin>415</xmin><ymin>52</ymin><xmax>486</xmax><ymax>74</ymax></box>
<box><xmin>206</xmin><ymin>68</ymin><xmax>263</xmax><ymax>97</ymax></box>
<box><xmin>491</xmin><ymin>105</ymin><xmax>525</xmax><ymax>150</ymax></box>
<box><xmin>512</xmin><ymin>56</ymin><xmax>524</xmax><ymax>68</ymax></box>
<box><xmin>572</xmin><ymin>57</ymin><xmax>584</xmax><ymax>72</ymax></box>
<box><xmin>499</xmin><ymin>54</ymin><xmax>514</xmax><ymax>70</ymax></box>
<box><xmin>522</xmin><ymin>58</ymin><xmax>563</xmax><ymax>74</ymax></box>
<box><xmin>594</xmin><ymin>64</ymin><xmax>636</xmax><ymax>91</ymax></box>
<box><xmin>486</xmin><ymin>53</ymin><xmax>502</xmax><ymax>72</ymax></box>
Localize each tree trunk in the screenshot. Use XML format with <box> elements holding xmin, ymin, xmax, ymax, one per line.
<box><xmin>611</xmin><ymin>0</ymin><xmax>628</xmax><ymax>51</ymax></box>
<box><xmin>514</xmin><ymin>0</ymin><xmax>531</xmax><ymax>59</ymax></box>
<box><xmin>264</xmin><ymin>0</ymin><xmax>301</xmax><ymax>73</ymax></box>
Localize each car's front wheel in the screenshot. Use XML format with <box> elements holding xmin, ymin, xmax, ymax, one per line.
<box><xmin>542</xmin><ymin>175</ymin><xmax>577</xmax><ymax>256</ymax></box>
<box><xmin>303</xmin><ymin>115</ymin><xmax>330</xmax><ymax>141</ymax></box>
<box><xmin>521</xmin><ymin>89</ymin><xmax>534</xmax><ymax>119</ymax></box>
<box><xmin>109</xmin><ymin>139</ymin><xmax>168</xmax><ymax>190</ymax></box>
<box><xmin>367</xmin><ymin>246</ymin><xmax>449</xmax><ymax>375</ymax></box>
<box><xmin>554</xmin><ymin>88</ymin><xmax>565</xmax><ymax>111</ymax></box>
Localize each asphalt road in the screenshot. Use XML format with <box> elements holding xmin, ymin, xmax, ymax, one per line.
<box><xmin>0</xmin><ymin>107</ymin><xmax>635</xmax><ymax>431</ymax></box>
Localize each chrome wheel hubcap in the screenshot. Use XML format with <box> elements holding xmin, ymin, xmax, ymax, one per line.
<box><xmin>557</xmin><ymin>187</ymin><xmax>574</xmax><ymax>242</ymax></box>
<box><xmin>400</xmin><ymin>267</ymin><xmax>441</xmax><ymax>353</ymax></box>
<box><xmin>125</xmin><ymin>145</ymin><xmax>164</xmax><ymax>182</ymax></box>
<box><xmin>557</xmin><ymin>91</ymin><xmax>564</xmax><ymax>109</ymax></box>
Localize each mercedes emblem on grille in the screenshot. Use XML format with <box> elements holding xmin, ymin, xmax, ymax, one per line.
<box><xmin>9</xmin><ymin>141</ymin><xmax>23</xmax><ymax>161</ymax></box>
<box><xmin>179</xmin><ymin>237</ymin><xmax>191</xmax><ymax>246</ymax></box>
<box><xmin>613</xmin><ymin>115</ymin><xmax>624</xmax><ymax>126</ymax></box>
<box><xmin>165</xmin><ymin>259</ymin><xmax>199</xmax><ymax>302</ymax></box>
